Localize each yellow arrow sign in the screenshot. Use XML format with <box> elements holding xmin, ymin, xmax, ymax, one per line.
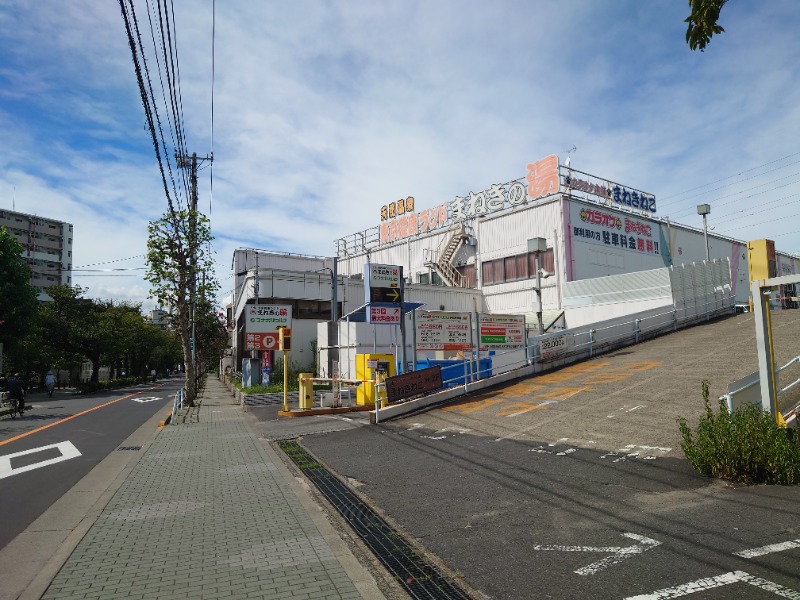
<box><xmin>386</xmin><ymin>288</ymin><xmax>400</xmax><ymax>302</ymax></box>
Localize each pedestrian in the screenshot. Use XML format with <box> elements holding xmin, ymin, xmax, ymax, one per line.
<box><xmin>7</xmin><ymin>373</ymin><xmax>26</xmax><ymax>415</ymax></box>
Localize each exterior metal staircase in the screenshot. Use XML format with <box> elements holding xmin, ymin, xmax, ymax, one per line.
<box><xmin>424</xmin><ymin>223</ymin><xmax>472</xmax><ymax>287</ymax></box>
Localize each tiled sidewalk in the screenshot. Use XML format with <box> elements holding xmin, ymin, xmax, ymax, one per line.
<box><xmin>40</xmin><ymin>379</ymin><xmax>384</xmax><ymax>600</ymax></box>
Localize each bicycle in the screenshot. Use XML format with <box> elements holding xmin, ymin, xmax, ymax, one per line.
<box><xmin>4</xmin><ymin>392</ymin><xmax>23</xmax><ymax>419</ymax></box>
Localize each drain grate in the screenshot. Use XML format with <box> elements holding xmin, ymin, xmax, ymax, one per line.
<box><xmin>117</xmin><ymin>446</ymin><xmax>141</xmax><ymax>451</ymax></box>
<box><xmin>279</xmin><ymin>440</ymin><xmax>472</xmax><ymax>600</ymax></box>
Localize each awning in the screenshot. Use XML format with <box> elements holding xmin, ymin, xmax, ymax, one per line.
<box><xmin>342</xmin><ymin>302</ymin><xmax>425</xmax><ymax>323</ymax></box>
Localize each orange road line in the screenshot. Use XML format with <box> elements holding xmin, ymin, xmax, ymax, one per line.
<box><xmin>0</xmin><ymin>385</ymin><xmax>163</xmax><ymax>448</ymax></box>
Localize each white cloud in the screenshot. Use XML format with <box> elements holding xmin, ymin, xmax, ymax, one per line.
<box><xmin>2</xmin><ymin>0</ymin><xmax>800</xmax><ymax>313</ymax></box>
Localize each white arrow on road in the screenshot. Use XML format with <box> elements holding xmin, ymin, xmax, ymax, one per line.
<box><xmin>532</xmin><ymin>532</ymin><xmax>661</xmax><ymax>576</ymax></box>
<box><xmin>132</xmin><ymin>396</ymin><xmax>162</xmax><ymax>403</ymax></box>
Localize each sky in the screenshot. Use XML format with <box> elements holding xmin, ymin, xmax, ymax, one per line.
<box><xmin>1</xmin><ymin>1</ymin><xmax>799</xmax><ymax>313</ymax></box>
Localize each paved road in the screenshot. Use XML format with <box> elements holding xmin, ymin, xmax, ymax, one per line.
<box><xmin>256</xmin><ymin>311</ymin><xmax>800</xmax><ymax>600</ymax></box>
<box><xmin>0</xmin><ymin>380</ymin><xmax>179</xmax><ymax>549</ymax></box>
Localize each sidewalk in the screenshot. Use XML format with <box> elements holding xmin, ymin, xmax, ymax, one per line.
<box><xmin>36</xmin><ymin>377</ymin><xmax>386</xmax><ymax>600</ymax></box>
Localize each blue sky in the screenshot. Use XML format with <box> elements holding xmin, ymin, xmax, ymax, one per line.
<box><xmin>1</xmin><ymin>1</ymin><xmax>799</xmax><ymax>311</ymax></box>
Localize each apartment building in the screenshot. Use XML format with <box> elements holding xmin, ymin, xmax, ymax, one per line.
<box><xmin>0</xmin><ymin>209</ymin><xmax>73</xmax><ymax>300</ymax></box>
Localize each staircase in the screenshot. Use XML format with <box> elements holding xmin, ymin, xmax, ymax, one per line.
<box><xmin>424</xmin><ymin>223</ymin><xmax>472</xmax><ymax>287</ymax></box>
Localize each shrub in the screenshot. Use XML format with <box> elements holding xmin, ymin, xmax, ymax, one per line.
<box><xmin>677</xmin><ymin>380</ymin><xmax>800</xmax><ymax>485</ymax></box>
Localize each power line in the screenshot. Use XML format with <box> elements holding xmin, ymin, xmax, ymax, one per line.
<box><xmin>658</xmin><ymin>151</ymin><xmax>800</xmax><ymax>203</ymax></box>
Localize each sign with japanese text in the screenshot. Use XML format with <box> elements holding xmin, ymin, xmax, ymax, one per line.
<box><xmin>572</xmin><ymin>205</ymin><xmax>662</xmax><ymax>257</ymax></box>
<box><xmin>563</xmin><ymin>167</ymin><xmax>656</xmax><ymax>213</ymax></box>
<box><xmin>365</xmin><ymin>263</ymin><xmax>402</xmax><ymax>304</ymax></box>
<box><xmin>368</xmin><ymin>304</ymin><xmax>402</xmax><ymax>325</ymax></box>
<box><xmin>415</xmin><ymin>311</ymin><xmax>472</xmax><ymax>351</ymax></box>
<box><xmin>245</xmin><ymin>304</ymin><xmax>292</xmax><ymax>333</ymax></box>
<box><xmin>245</xmin><ymin>332</ymin><xmax>279</xmax><ymax>351</ymax></box>
<box><xmin>386</xmin><ymin>365</ymin><xmax>443</xmax><ymax>403</ymax></box>
<box><xmin>539</xmin><ymin>334</ymin><xmax>568</xmax><ymax>360</ymax></box>
<box><xmin>479</xmin><ymin>314</ymin><xmax>526</xmax><ymax>350</ymax></box>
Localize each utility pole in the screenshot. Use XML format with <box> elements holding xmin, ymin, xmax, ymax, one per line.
<box><xmin>176</xmin><ymin>151</ymin><xmax>212</xmax><ymax>401</ymax></box>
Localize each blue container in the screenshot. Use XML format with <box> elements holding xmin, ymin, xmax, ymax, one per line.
<box><xmin>414</xmin><ymin>358</ymin><xmax>493</xmax><ymax>389</ymax></box>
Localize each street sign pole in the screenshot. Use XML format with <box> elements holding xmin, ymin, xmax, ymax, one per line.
<box><xmin>399</xmin><ymin>266</ymin><xmax>407</xmax><ymax>373</ymax></box>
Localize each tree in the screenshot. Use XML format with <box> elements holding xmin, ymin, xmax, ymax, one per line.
<box><xmin>37</xmin><ymin>285</ymin><xmax>114</xmax><ymax>385</ymax></box>
<box><xmin>145</xmin><ymin>209</ymin><xmax>218</xmax><ymax>405</ymax></box>
<box><xmin>685</xmin><ymin>0</ymin><xmax>728</xmax><ymax>51</ymax></box>
<box><xmin>0</xmin><ymin>227</ymin><xmax>39</xmax><ymax>359</ymax></box>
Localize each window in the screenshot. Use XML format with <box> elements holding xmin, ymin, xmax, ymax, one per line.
<box><xmin>482</xmin><ymin>249</ymin><xmax>555</xmax><ymax>286</ymax></box>
<box><xmin>418</xmin><ymin>273</ymin><xmax>430</xmax><ymax>285</ymax></box>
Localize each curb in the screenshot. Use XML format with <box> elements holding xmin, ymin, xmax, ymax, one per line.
<box><xmin>278</xmin><ymin>405</ymin><xmax>373</xmax><ymax>418</ymax></box>
<box><xmin>158</xmin><ymin>410</ymin><xmax>172</xmax><ymax>427</ymax></box>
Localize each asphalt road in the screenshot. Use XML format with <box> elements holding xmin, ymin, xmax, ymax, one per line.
<box><xmin>0</xmin><ymin>379</ymin><xmax>180</xmax><ymax>549</ymax></box>
<box><xmin>250</xmin><ymin>311</ymin><xmax>800</xmax><ymax>600</ymax></box>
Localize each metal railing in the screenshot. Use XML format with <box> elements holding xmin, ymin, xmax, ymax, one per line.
<box><xmin>722</xmin><ymin>355</ymin><xmax>800</xmax><ymax>421</ymax></box>
<box><xmin>172</xmin><ymin>388</ymin><xmax>186</xmax><ymax>422</ymax></box>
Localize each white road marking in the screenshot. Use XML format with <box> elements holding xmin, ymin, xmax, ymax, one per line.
<box><xmin>532</xmin><ymin>532</ymin><xmax>661</xmax><ymax>576</ymax></box>
<box><xmin>626</xmin><ymin>405</ymin><xmax>646</xmax><ymax>412</ymax></box>
<box><xmin>735</xmin><ymin>539</ymin><xmax>800</xmax><ymax>558</ymax></box>
<box><xmin>625</xmin><ymin>570</ymin><xmax>800</xmax><ymax>599</ymax></box>
<box><xmin>132</xmin><ymin>396</ymin><xmax>162</xmax><ymax>403</ymax></box>
<box><xmin>0</xmin><ymin>441</ymin><xmax>82</xmax><ymax>480</ymax></box>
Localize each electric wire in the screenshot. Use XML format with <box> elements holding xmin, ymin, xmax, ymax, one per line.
<box><xmin>118</xmin><ymin>0</ymin><xmax>176</xmax><ymax>217</ymax></box>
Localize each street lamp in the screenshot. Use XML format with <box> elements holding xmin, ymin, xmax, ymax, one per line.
<box><xmin>697</xmin><ymin>204</ymin><xmax>711</xmax><ymax>262</ymax></box>
<box><xmin>528</xmin><ymin>237</ymin><xmax>549</xmax><ymax>334</ymax></box>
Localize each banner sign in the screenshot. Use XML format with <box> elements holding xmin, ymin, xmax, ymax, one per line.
<box><xmin>479</xmin><ymin>314</ymin><xmax>525</xmax><ymax>350</ymax></box>
<box><xmin>416</xmin><ymin>311</ymin><xmax>472</xmax><ymax>351</ymax></box>
<box><xmin>386</xmin><ymin>365</ymin><xmax>443</xmax><ymax>403</ymax></box>
<box><xmin>246</xmin><ymin>304</ymin><xmax>292</xmax><ymax>333</ymax></box>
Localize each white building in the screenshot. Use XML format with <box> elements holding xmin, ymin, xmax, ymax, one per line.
<box><xmin>0</xmin><ymin>209</ymin><xmax>73</xmax><ymax>300</ymax></box>
<box><xmin>230</xmin><ymin>154</ymin><xmax>800</xmax><ymax>378</ymax></box>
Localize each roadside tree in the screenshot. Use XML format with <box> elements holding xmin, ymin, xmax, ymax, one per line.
<box><xmin>146</xmin><ymin>209</ymin><xmax>218</xmax><ymax>405</ymax></box>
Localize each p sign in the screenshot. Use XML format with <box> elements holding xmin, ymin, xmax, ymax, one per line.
<box><xmin>245</xmin><ymin>332</ymin><xmax>279</xmax><ymax>350</ymax></box>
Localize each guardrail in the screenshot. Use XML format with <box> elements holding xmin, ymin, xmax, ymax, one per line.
<box><xmin>722</xmin><ymin>355</ymin><xmax>800</xmax><ymax>424</ymax></box>
<box><xmin>172</xmin><ymin>388</ymin><xmax>186</xmax><ymax>422</ymax></box>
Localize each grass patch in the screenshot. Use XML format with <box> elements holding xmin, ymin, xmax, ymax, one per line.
<box><xmin>677</xmin><ymin>380</ymin><xmax>800</xmax><ymax>485</ymax></box>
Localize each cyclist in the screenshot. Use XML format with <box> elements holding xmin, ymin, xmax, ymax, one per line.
<box><xmin>7</xmin><ymin>373</ymin><xmax>26</xmax><ymax>416</ymax></box>
<box><xmin>45</xmin><ymin>371</ymin><xmax>56</xmax><ymax>397</ymax></box>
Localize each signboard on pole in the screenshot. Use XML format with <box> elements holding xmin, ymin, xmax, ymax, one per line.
<box><xmin>245</xmin><ymin>304</ymin><xmax>292</xmax><ymax>350</ymax></box>
<box><xmin>479</xmin><ymin>314</ymin><xmax>525</xmax><ymax>350</ymax></box>
<box><xmin>368</xmin><ymin>304</ymin><xmax>401</xmax><ymax>325</ymax></box>
<box><xmin>365</xmin><ymin>263</ymin><xmax>403</xmax><ymax>304</ymax></box>
<box><xmin>415</xmin><ymin>311</ymin><xmax>472</xmax><ymax>351</ymax></box>
<box><xmin>245</xmin><ymin>332</ymin><xmax>279</xmax><ymax>351</ymax></box>
<box><xmin>246</xmin><ymin>304</ymin><xmax>292</xmax><ymax>332</ymax></box>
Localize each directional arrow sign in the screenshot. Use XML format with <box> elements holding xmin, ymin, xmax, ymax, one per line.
<box><xmin>532</xmin><ymin>532</ymin><xmax>661</xmax><ymax>576</ymax></box>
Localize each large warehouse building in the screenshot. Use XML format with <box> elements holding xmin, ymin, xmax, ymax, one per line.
<box><xmin>229</xmin><ymin>154</ymin><xmax>799</xmax><ymax>380</ymax></box>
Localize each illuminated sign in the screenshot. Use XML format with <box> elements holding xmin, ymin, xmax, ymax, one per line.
<box><xmin>364</xmin><ymin>263</ymin><xmax>403</xmax><ymax>304</ymax></box>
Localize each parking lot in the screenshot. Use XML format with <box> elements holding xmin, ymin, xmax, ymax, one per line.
<box><xmin>288</xmin><ymin>311</ymin><xmax>800</xmax><ymax>599</ymax></box>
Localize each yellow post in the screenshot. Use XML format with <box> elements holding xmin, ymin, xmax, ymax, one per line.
<box><xmin>283</xmin><ymin>350</ymin><xmax>289</xmax><ymax>412</ymax></box>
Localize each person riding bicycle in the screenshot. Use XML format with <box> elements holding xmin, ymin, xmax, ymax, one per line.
<box><xmin>7</xmin><ymin>373</ymin><xmax>26</xmax><ymax>415</ymax></box>
<box><xmin>45</xmin><ymin>371</ymin><xmax>56</xmax><ymax>397</ymax></box>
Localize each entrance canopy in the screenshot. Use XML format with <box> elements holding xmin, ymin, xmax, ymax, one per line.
<box><xmin>342</xmin><ymin>302</ymin><xmax>424</xmax><ymax>323</ymax></box>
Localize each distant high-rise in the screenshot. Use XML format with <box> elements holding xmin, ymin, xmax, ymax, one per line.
<box><xmin>0</xmin><ymin>209</ymin><xmax>73</xmax><ymax>300</ymax></box>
